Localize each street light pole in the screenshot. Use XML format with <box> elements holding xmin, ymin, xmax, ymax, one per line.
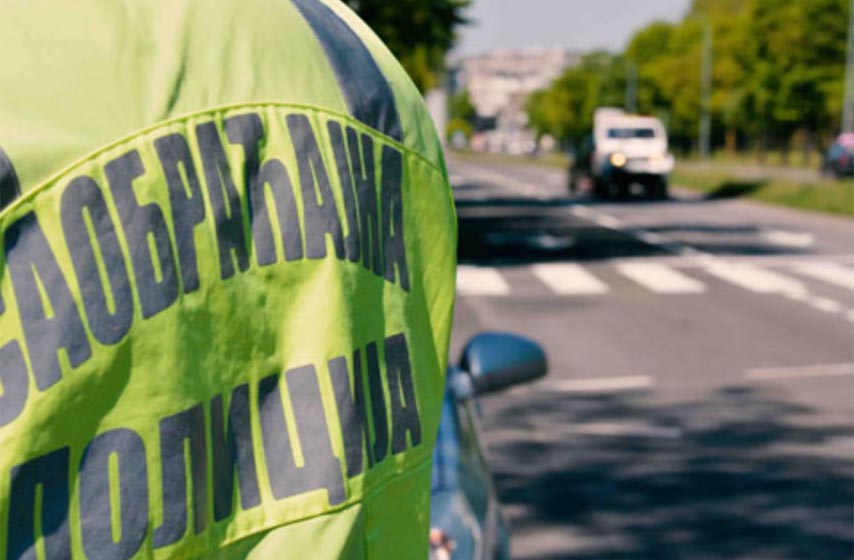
<box><xmin>699</xmin><ymin>24</ymin><xmax>713</xmax><ymax>159</ymax></box>
<box><xmin>843</xmin><ymin>0</ymin><xmax>854</xmax><ymax>133</ymax></box>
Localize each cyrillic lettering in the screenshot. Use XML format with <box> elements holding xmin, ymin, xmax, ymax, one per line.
<box><xmin>285</xmin><ymin>365</ymin><xmax>345</xmax><ymax>504</ymax></box>
<box><xmin>154</xmin><ymin>133</ymin><xmax>207</xmax><ymax>293</ymax></box>
<box><xmin>258</xmin><ymin>369</ymin><xmax>344</xmax><ymax>506</ymax></box>
<box><xmin>6</xmin><ymin>448</ymin><xmax>71</xmax><ymax>560</ymax></box>
<box><xmin>5</xmin><ymin>212</ymin><xmax>91</xmax><ymax>390</ymax></box>
<box><xmin>79</xmin><ymin>429</ymin><xmax>148</xmax><ymax>560</ymax></box>
<box><xmin>349</xmin><ymin>129</ymin><xmax>382</xmax><ymax>275</ymax></box>
<box><xmin>287</xmin><ymin>114</ymin><xmax>345</xmax><ymax>261</ymax></box>
<box><xmin>327</xmin><ymin>122</ymin><xmax>361</xmax><ymax>263</ymax></box>
<box><xmin>61</xmin><ymin>176</ymin><xmax>134</xmax><ymax>345</ymax></box>
<box><xmin>106</xmin><ymin>149</ymin><xmax>179</xmax><ymax>319</ymax></box>
<box><xmin>329</xmin><ymin>352</ymin><xmax>372</xmax><ymax>477</ymax></box>
<box><xmin>196</xmin><ymin>122</ymin><xmax>250</xmax><ymax>279</ymax></box>
<box><xmin>153</xmin><ymin>405</ymin><xmax>208</xmax><ymax>548</ymax></box>
<box><xmin>380</xmin><ymin>146</ymin><xmax>409</xmax><ymax>291</ymax></box>
<box><xmin>0</xmin><ymin>341</ymin><xmax>29</xmax><ymax>428</ymax></box>
<box><xmin>225</xmin><ymin>114</ymin><xmax>301</xmax><ymax>267</ymax></box>
<box><xmin>364</xmin><ymin>343</ymin><xmax>389</xmax><ymax>464</ymax></box>
<box><xmin>224</xmin><ymin>113</ymin><xmax>264</xmax><ymax>197</ymax></box>
<box><xmin>253</xmin><ymin>159</ymin><xmax>304</xmax><ymax>265</ymax></box>
<box><xmin>211</xmin><ymin>385</ymin><xmax>261</xmax><ymax>522</ymax></box>
<box><xmin>384</xmin><ymin>333</ymin><xmax>421</xmax><ymax>453</ymax></box>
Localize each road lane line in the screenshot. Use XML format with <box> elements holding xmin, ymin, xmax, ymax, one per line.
<box><xmin>561</xmin><ymin>422</ymin><xmax>682</xmax><ymax>440</ymax></box>
<box><xmin>617</xmin><ymin>263</ymin><xmax>707</xmax><ymax>294</ymax></box>
<box><xmin>807</xmin><ymin>297</ymin><xmax>844</xmax><ymax>314</ymax></box>
<box><xmin>570</xmin><ymin>206</ymin><xmax>626</xmax><ymax>229</ymax></box>
<box><xmin>531</xmin><ymin>264</ymin><xmax>609</xmax><ymax>295</ymax></box>
<box><xmin>456</xmin><ymin>266</ymin><xmax>510</xmax><ymax>296</ymax></box>
<box><xmin>703</xmin><ymin>262</ymin><xmax>806</xmax><ymax>295</ymax></box>
<box><xmin>594</xmin><ymin>215</ymin><xmax>623</xmax><ymax>229</ymax></box>
<box><xmin>762</xmin><ymin>229</ymin><xmax>815</xmax><ymax>248</ymax></box>
<box><xmin>790</xmin><ymin>262</ymin><xmax>854</xmax><ymax>291</ymax></box>
<box><xmin>455</xmin><ymin>165</ymin><xmax>541</xmax><ymax>197</ymax></box>
<box><xmin>747</xmin><ymin>363</ymin><xmax>854</xmax><ymax>381</ymax></box>
<box><xmin>548</xmin><ymin>375</ymin><xmax>653</xmax><ymax>393</ymax></box>
<box><xmin>635</xmin><ymin>231</ymin><xmax>671</xmax><ymax>246</ymax></box>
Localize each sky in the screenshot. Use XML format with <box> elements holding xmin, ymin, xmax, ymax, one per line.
<box><xmin>454</xmin><ymin>0</ymin><xmax>694</xmax><ymax>56</ymax></box>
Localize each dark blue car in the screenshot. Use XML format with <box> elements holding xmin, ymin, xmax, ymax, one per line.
<box><xmin>822</xmin><ymin>133</ymin><xmax>854</xmax><ymax>178</ymax></box>
<box><xmin>429</xmin><ymin>334</ymin><xmax>548</xmax><ymax>560</ymax></box>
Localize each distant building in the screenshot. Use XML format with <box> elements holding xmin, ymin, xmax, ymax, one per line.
<box><xmin>449</xmin><ymin>48</ymin><xmax>578</xmax><ymax>154</ymax></box>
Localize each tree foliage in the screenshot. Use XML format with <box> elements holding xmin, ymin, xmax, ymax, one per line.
<box><xmin>344</xmin><ymin>0</ymin><xmax>470</xmax><ymax>92</ymax></box>
<box><xmin>527</xmin><ymin>0</ymin><xmax>849</xmax><ymax>157</ymax></box>
<box><xmin>447</xmin><ymin>89</ymin><xmax>477</xmax><ymax>139</ymax></box>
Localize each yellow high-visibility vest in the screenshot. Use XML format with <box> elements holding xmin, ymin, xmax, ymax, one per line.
<box><xmin>0</xmin><ymin>1</ymin><xmax>456</xmax><ymax>557</ymax></box>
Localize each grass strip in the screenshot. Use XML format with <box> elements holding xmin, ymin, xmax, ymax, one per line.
<box><xmin>671</xmin><ymin>169</ymin><xmax>854</xmax><ymax>218</ymax></box>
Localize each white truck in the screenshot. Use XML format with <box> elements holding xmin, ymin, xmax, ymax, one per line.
<box><xmin>570</xmin><ymin>108</ymin><xmax>675</xmax><ymax>199</ymax></box>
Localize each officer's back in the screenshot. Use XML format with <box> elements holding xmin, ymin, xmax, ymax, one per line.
<box><xmin>0</xmin><ymin>1</ymin><xmax>456</xmax><ymax>557</ymax></box>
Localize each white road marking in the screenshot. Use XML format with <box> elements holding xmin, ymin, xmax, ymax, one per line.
<box><xmin>493</xmin><ymin>422</ymin><xmax>681</xmax><ymax>444</ymax></box>
<box><xmin>594</xmin><ymin>215</ymin><xmax>623</xmax><ymax>229</ymax></box>
<box><xmin>762</xmin><ymin>229</ymin><xmax>815</xmax><ymax>248</ymax></box>
<box><xmin>617</xmin><ymin>263</ymin><xmax>707</xmax><ymax>294</ymax></box>
<box><xmin>570</xmin><ymin>206</ymin><xmax>624</xmax><ymax>229</ymax></box>
<box><xmin>547</xmin><ymin>375</ymin><xmax>653</xmax><ymax>393</ymax></box>
<box><xmin>448</xmin><ymin>174</ymin><xmax>465</xmax><ymax>187</ymax></box>
<box><xmin>703</xmin><ymin>261</ymin><xmax>806</xmax><ymax>296</ymax></box>
<box><xmin>807</xmin><ymin>297</ymin><xmax>844</xmax><ymax>314</ymax></box>
<box><xmin>569</xmin><ymin>205</ymin><xmax>598</xmax><ymax>220</ymax></box>
<box><xmin>561</xmin><ymin>422</ymin><xmax>682</xmax><ymax>440</ymax></box>
<box><xmin>747</xmin><ymin>363</ymin><xmax>854</xmax><ymax>381</ymax></box>
<box><xmin>635</xmin><ymin>231</ymin><xmax>671</xmax><ymax>246</ymax></box>
<box><xmin>532</xmin><ymin>264</ymin><xmax>609</xmax><ymax>295</ymax></box>
<box><xmin>455</xmin><ymin>166</ymin><xmax>540</xmax><ymax>197</ymax></box>
<box><xmin>456</xmin><ymin>266</ymin><xmax>510</xmax><ymax>296</ymax></box>
<box><xmin>790</xmin><ymin>262</ymin><xmax>854</xmax><ymax>291</ymax></box>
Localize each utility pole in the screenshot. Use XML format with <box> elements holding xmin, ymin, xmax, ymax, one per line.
<box><xmin>699</xmin><ymin>24</ymin><xmax>713</xmax><ymax>159</ymax></box>
<box><xmin>843</xmin><ymin>0</ymin><xmax>854</xmax><ymax>133</ymax></box>
<box><xmin>626</xmin><ymin>61</ymin><xmax>638</xmax><ymax>114</ymax></box>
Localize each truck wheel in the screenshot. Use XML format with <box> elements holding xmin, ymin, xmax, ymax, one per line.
<box><xmin>616</xmin><ymin>181</ymin><xmax>631</xmax><ymax>199</ymax></box>
<box><xmin>593</xmin><ymin>179</ymin><xmax>609</xmax><ymax>199</ymax></box>
<box><xmin>647</xmin><ymin>178</ymin><xmax>669</xmax><ymax>200</ymax></box>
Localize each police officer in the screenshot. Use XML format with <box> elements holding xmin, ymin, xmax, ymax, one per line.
<box><xmin>0</xmin><ymin>0</ymin><xmax>456</xmax><ymax>557</ymax></box>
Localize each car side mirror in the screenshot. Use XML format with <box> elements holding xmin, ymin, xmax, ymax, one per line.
<box><xmin>459</xmin><ymin>333</ymin><xmax>547</xmax><ymax>396</ymax></box>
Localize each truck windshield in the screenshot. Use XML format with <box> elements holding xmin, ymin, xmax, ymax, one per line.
<box><xmin>607</xmin><ymin>128</ymin><xmax>656</xmax><ymax>139</ymax></box>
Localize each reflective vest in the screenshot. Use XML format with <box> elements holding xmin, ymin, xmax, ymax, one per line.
<box><xmin>0</xmin><ymin>0</ymin><xmax>456</xmax><ymax>557</ymax></box>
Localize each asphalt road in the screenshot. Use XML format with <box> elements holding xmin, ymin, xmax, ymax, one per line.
<box><xmin>446</xmin><ymin>156</ymin><xmax>854</xmax><ymax>559</ymax></box>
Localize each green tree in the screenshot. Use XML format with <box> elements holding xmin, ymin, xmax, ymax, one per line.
<box><xmin>625</xmin><ymin>22</ymin><xmax>676</xmax><ymax>117</ymax></box>
<box><xmin>526</xmin><ymin>52</ymin><xmax>624</xmax><ymax>148</ymax></box>
<box><xmin>736</xmin><ymin>0</ymin><xmax>847</xmax><ymax>162</ymax></box>
<box><xmin>447</xmin><ymin>89</ymin><xmax>476</xmax><ymax>140</ymax></box>
<box><xmin>344</xmin><ymin>0</ymin><xmax>470</xmax><ymax>92</ymax></box>
<box><xmin>528</xmin><ymin>0</ymin><xmax>848</xmax><ymax>160</ymax></box>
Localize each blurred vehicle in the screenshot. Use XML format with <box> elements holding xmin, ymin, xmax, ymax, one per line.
<box><xmin>570</xmin><ymin>108</ymin><xmax>674</xmax><ymax>199</ymax></box>
<box><xmin>821</xmin><ymin>133</ymin><xmax>854</xmax><ymax>178</ymax></box>
<box><xmin>430</xmin><ymin>333</ymin><xmax>548</xmax><ymax>560</ymax></box>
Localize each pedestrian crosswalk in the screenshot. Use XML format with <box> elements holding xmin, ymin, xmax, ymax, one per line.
<box><xmin>532</xmin><ymin>264</ymin><xmax>610</xmax><ymax>295</ymax></box>
<box><xmin>616</xmin><ymin>262</ymin><xmax>707</xmax><ymax>294</ymax></box>
<box><xmin>790</xmin><ymin>262</ymin><xmax>854</xmax><ymax>291</ymax></box>
<box><xmin>457</xmin><ymin>266</ymin><xmax>510</xmax><ymax>296</ymax></box>
<box><xmin>457</xmin><ymin>260</ymin><xmax>854</xmax><ymax>303</ymax></box>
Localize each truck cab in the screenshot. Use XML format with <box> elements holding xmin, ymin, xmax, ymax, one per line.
<box><xmin>571</xmin><ymin>108</ymin><xmax>675</xmax><ymax>199</ymax></box>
